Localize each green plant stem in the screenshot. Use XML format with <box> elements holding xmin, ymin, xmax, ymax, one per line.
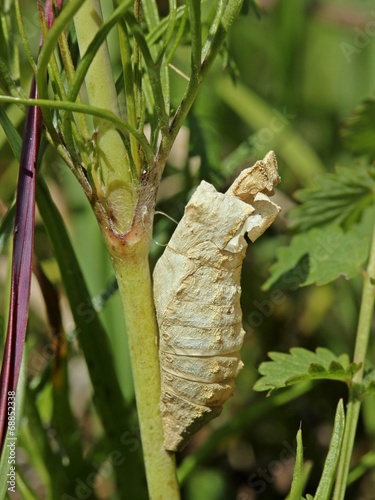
<box><xmin>36</xmin><ymin>0</ymin><xmax>83</xmax><ymax>130</ymax></box>
<box><xmin>1</xmin><ymin>0</ymin><xmax>20</xmax><ymax>83</ymax></box>
<box><xmin>146</xmin><ymin>4</ymin><xmax>184</xmax><ymax>47</ymax></box>
<box><xmin>0</xmin><ymin>94</ymin><xmax>152</xmax><ymax>160</ymax></box>
<box><xmin>68</xmin><ymin>0</ymin><xmax>134</xmax><ymax>104</ymax></box>
<box><xmin>111</xmin><ymin>246</ymin><xmax>180</xmax><ymax>500</ymax></box>
<box><xmin>333</xmin><ymin>218</ymin><xmax>375</xmax><ymax>500</ymax></box>
<box><xmin>15</xmin><ymin>0</ymin><xmax>36</xmax><ymax>73</ymax></box>
<box><xmin>124</xmin><ymin>11</ymin><xmax>169</xmax><ymax>136</ymax></box>
<box><xmin>74</xmin><ymin>0</ymin><xmax>136</xmax><ymax>233</ymax></box>
<box><xmin>118</xmin><ymin>20</ymin><xmax>139</xmax><ymax>170</ymax></box>
<box><xmin>159</xmin><ymin>0</ymin><xmax>243</xmax><ymax>160</ymax></box>
<box><xmin>189</xmin><ymin>0</ymin><xmax>202</xmax><ymax>77</ymax></box>
<box><xmin>56</xmin><ymin>27</ymin><xmax>91</xmax><ymax>145</ymax></box>
<box><xmin>73</xmin><ymin>2</ymin><xmax>178</xmax><ymax>496</ymax></box>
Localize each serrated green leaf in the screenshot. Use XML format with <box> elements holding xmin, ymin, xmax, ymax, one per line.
<box><xmin>290</xmin><ymin>165</ymin><xmax>375</xmax><ymax>231</ymax></box>
<box><xmin>308</xmin><ymin>363</ymin><xmax>327</xmax><ymax>375</ymax></box>
<box><xmin>314</xmin><ymin>399</ymin><xmax>345</xmax><ymax>500</ymax></box>
<box><xmin>342</xmin><ymin>99</ymin><xmax>375</xmax><ymax>160</ymax></box>
<box><xmin>254</xmin><ymin>348</ymin><xmax>360</xmax><ymax>393</ymax></box>
<box><xmin>264</xmin><ymin>210</ymin><xmax>373</xmax><ymax>290</ymax></box>
<box><xmin>328</xmin><ymin>360</ymin><xmax>346</xmax><ymax>374</ymax></box>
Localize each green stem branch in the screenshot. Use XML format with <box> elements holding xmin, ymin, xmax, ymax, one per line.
<box><xmin>333</xmin><ymin>217</ymin><xmax>375</xmax><ymax>499</ymax></box>
<box><xmin>0</xmin><ymin>94</ymin><xmax>153</xmax><ymax>162</ymax></box>
<box><xmin>160</xmin><ymin>0</ymin><xmax>243</xmax><ymax>161</ymax></box>
<box><xmin>74</xmin><ymin>0</ymin><xmax>136</xmax><ymax>233</ymax></box>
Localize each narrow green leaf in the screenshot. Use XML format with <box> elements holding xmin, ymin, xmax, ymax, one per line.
<box><xmin>124</xmin><ymin>11</ymin><xmax>169</xmax><ymax>132</ymax></box>
<box><xmin>314</xmin><ymin>399</ymin><xmax>345</xmax><ymax>500</ymax></box>
<box><xmin>20</xmin><ymin>385</ymin><xmax>63</xmax><ymax>498</ymax></box>
<box><xmin>146</xmin><ymin>5</ymin><xmax>185</xmax><ymax>46</ymax></box>
<box><xmin>0</xmin><ymin>94</ymin><xmax>153</xmax><ymax>163</ymax></box>
<box><xmin>14</xmin><ymin>471</ymin><xmax>40</xmax><ymax>500</ymax></box>
<box><xmin>36</xmin><ymin>0</ymin><xmax>84</xmax><ymax>102</ymax></box>
<box><xmin>0</xmin><ymin>106</ymin><xmax>22</xmax><ymax>158</ymax></box>
<box><xmin>52</xmin><ymin>353</ymin><xmax>85</xmax><ymax>487</ymax></box>
<box><xmin>142</xmin><ymin>0</ymin><xmax>160</xmax><ymax>31</ymax></box>
<box><xmin>288</xmin><ymin>429</ymin><xmax>304</xmax><ymax>500</ymax></box>
<box><xmin>0</xmin><ymin>435</ymin><xmax>9</xmax><ymax>498</ymax></box>
<box><xmin>0</xmin><ymin>56</ymin><xmax>24</xmax><ymax>100</ymax></box>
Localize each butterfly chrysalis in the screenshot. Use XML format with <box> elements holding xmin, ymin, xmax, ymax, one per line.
<box><xmin>153</xmin><ymin>151</ymin><xmax>281</xmax><ymax>451</ymax></box>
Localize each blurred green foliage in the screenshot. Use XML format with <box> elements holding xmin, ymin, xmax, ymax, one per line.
<box><xmin>1</xmin><ymin>0</ymin><xmax>375</xmax><ymax>499</ymax></box>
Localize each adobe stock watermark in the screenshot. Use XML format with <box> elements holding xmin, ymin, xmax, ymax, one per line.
<box><xmin>340</xmin><ymin>10</ymin><xmax>375</xmax><ymax>63</ymax></box>
<box><xmin>221</xmin><ymin>106</ymin><xmax>296</xmax><ymax>180</ymax></box>
<box><xmin>29</xmin><ymin>291</ymin><xmax>110</xmax><ymax>377</ymax></box>
<box><xmin>6</xmin><ymin>391</ymin><xmax>17</xmax><ymax>494</ymax></box>
<box><xmin>251</xmin><ymin>106</ymin><xmax>296</xmax><ymax>154</ymax></box>
<box><xmin>247</xmin><ymin>289</ymin><xmax>286</xmax><ymax>328</ymax></box>
<box><xmin>61</xmin><ymin>427</ymin><xmax>140</xmax><ymax>500</ymax></box>
<box><xmin>245</xmin><ymin>438</ymin><xmax>297</xmax><ymax>497</ymax></box>
<box><xmin>247</xmin><ymin>230</ymin><xmax>336</xmax><ymax>328</ymax></box>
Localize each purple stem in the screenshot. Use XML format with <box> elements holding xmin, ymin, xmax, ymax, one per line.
<box><xmin>0</xmin><ymin>81</ymin><xmax>41</xmax><ymax>450</ymax></box>
<box><xmin>0</xmin><ymin>0</ymin><xmax>62</xmax><ymax>452</ymax></box>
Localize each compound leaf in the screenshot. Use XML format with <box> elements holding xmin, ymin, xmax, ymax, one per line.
<box><xmin>264</xmin><ymin>209</ymin><xmax>373</xmax><ymax>290</ymax></box>
<box><xmin>290</xmin><ymin>165</ymin><xmax>375</xmax><ymax>231</ymax></box>
<box><xmin>254</xmin><ymin>347</ymin><xmax>360</xmax><ymax>393</ymax></box>
<box><xmin>342</xmin><ymin>99</ymin><xmax>375</xmax><ymax>160</ymax></box>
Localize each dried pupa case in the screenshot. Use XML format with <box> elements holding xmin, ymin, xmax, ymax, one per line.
<box><xmin>153</xmin><ymin>151</ymin><xmax>281</xmax><ymax>451</ymax></box>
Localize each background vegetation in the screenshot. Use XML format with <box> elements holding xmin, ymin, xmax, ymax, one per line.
<box><xmin>0</xmin><ymin>0</ymin><xmax>374</xmax><ymax>499</ymax></box>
